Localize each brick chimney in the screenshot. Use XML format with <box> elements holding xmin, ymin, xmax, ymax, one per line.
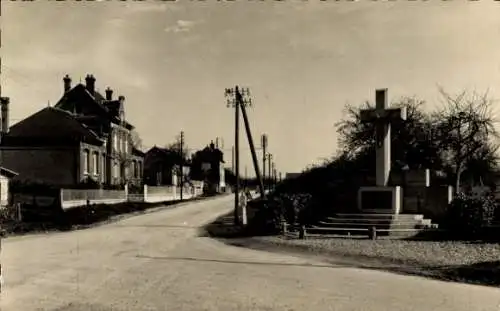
<box><xmin>85</xmin><ymin>74</ymin><xmax>96</xmax><ymax>95</ymax></box>
<box><xmin>0</xmin><ymin>97</ymin><xmax>10</xmax><ymax>134</ymax></box>
<box><xmin>105</xmin><ymin>87</ymin><xmax>113</xmax><ymax>100</ymax></box>
<box><xmin>63</xmin><ymin>74</ymin><xmax>72</xmax><ymax>93</ymax></box>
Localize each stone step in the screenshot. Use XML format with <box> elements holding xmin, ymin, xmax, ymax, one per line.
<box><xmin>316</xmin><ymin>221</ymin><xmax>423</xmax><ymax>229</ymax></box>
<box><xmin>324</xmin><ymin>217</ymin><xmax>430</xmax><ymax>225</ymax></box>
<box><xmin>306</xmin><ymin>226</ymin><xmax>431</xmax><ymax>237</ymax></box>
<box><xmin>331</xmin><ymin>213</ymin><xmax>424</xmax><ymax>221</ymax></box>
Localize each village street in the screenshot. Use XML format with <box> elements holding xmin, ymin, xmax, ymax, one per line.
<box><xmin>1</xmin><ymin>196</ymin><xmax>499</xmax><ymax>311</ymax></box>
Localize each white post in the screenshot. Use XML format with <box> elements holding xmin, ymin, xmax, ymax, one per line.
<box><xmin>240</xmin><ymin>192</ymin><xmax>247</xmax><ymax>225</ymax></box>
<box><xmin>144</xmin><ymin>185</ymin><xmax>148</xmax><ymax>202</ymax></box>
<box><xmin>447</xmin><ymin>186</ymin><xmax>454</xmax><ymax>204</ymax></box>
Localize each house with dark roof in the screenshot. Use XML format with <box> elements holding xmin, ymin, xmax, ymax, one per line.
<box><xmin>0</xmin><ymin>74</ymin><xmax>144</xmax><ymax>187</ymax></box>
<box><xmin>143</xmin><ymin>146</ymin><xmax>191</xmax><ymax>186</ymax></box>
<box><xmin>190</xmin><ymin>141</ymin><xmax>225</xmax><ymax>193</ymax></box>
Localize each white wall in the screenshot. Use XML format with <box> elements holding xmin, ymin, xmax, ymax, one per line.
<box><xmin>0</xmin><ymin>176</ymin><xmax>9</xmax><ymax>207</ymax></box>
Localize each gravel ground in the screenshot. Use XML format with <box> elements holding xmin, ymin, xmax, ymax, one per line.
<box><xmin>253</xmin><ymin>236</ymin><xmax>500</xmax><ymax>267</ymax></box>
<box><xmin>204</xmin><ymin>213</ymin><xmax>500</xmax><ymax>286</ymax></box>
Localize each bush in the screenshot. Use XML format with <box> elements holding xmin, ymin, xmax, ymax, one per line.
<box><xmin>444</xmin><ymin>192</ymin><xmax>498</xmax><ymax>238</ymax></box>
<box><xmin>127</xmin><ymin>183</ymin><xmax>144</xmax><ymax>194</ymax></box>
<box><xmin>244</xmin><ymin>193</ymin><xmax>314</xmax><ymax>236</ymax></box>
<box><xmin>74</xmin><ymin>177</ymin><xmax>101</xmax><ymax>189</ymax></box>
<box><xmin>10</xmin><ymin>180</ymin><xmax>60</xmax><ymax>194</ymax></box>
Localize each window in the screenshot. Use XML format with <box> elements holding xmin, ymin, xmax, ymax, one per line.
<box><xmin>138</xmin><ymin>161</ymin><xmax>142</xmax><ymax>178</ymax></box>
<box><xmin>101</xmin><ymin>154</ymin><xmax>106</xmax><ymax>182</ymax></box>
<box><xmin>82</xmin><ymin>150</ymin><xmax>89</xmax><ymax>175</ymax></box>
<box><xmin>113</xmin><ymin>132</ymin><xmax>118</xmax><ymax>152</ymax></box>
<box><xmin>114</xmin><ymin>161</ymin><xmax>119</xmax><ymax>179</ymax></box>
<box><xmin>92</xmin><ymin>152</ymin><xmax>99</xmax><ymax>176</ymax></box>
<box><xmin>124</xmin><ymin>137</ymin><xmax>129</xmax><ymax>154</ymax></box>
<box><xmin>132</xmin><ymin>160</ymin><xmax>137</xmax><ymax>178</ymax></box>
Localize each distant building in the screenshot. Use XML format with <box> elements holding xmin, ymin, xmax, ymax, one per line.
<box><xmin>190</xmin><ymin>141</ymin><xmax>225</xmax><ymax>193</ymax></box>
<box><xmin>143</xmin><ymin>146</ymin><xmax>190</xmax><ymax>186</ymax></box>
<box><xmin>0</xmin><ymin>74</ymin><xmax>144</xmax><ymax>187</ymax></box>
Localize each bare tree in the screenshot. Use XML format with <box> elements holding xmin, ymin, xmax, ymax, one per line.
<box><xmin>335</xmin><ymin>96</ymin><xmax>440</xmax><ymax>169</ymax></box>
<box><xmin>130</xmin><ymin>130</ymin><xmax>143</xmax><ymax>151</ymax></box>
<box><xmin>164</xmin><ymin>138</ymin><xmax>189</xmax><ymax>160</ymax></box>
<box><xmin>433</xmin><ymin>88</ymin><xmax>499</xmax><ymax>193</ymax></box>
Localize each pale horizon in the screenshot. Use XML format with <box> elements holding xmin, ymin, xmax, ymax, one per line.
<box><xmin>3</xmin><ymin>1</ymin><xmax>500</xmax><ymax>176</ymax></box>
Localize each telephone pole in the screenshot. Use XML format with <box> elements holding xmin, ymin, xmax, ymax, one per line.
<box><xmin>238</xmin><ymin>89</ymin><xmax>265</xmax><ymax>198</ymax></box>
<box><xmin>272</xmin><ymin>162</ymin><xmax>276</xmax><ymax>188</ymax></box>
<box><xmin>261</xmin><ymin>134</ymin><xmax>267</xmax><ymax>191</ymax></box>
<box><xmin>225</xmin><ymin>86</ymin><xmax>265</xmax><ymax>226</ymax></box>
<box><xmin>231</xmin><ymin>146</ymin><xmax>235</xmax><ymax>173</ymax></box>
<box><xmin>179</xmin><ymin>131</ymin><xmax>184</xmax><ymax>201</ymax></box>
<box><xmin>266</xmin><ymin>153</ymin><xmax>273</xmax><ymax>191</ymax></box>
<box><xmin>225</xmin><ymin>87</ymin><xmax>241</xmax><ymax>226</ymax></box>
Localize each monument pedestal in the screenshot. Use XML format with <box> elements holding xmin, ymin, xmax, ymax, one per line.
<box><xmin>358</xmin><ymin>186</ymin><xmax>402</xmax><ymax>214</ymax></box>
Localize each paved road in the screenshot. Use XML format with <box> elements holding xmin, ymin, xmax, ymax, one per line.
<box><xmin>1</xmin><ymin>195</ymin><xmax>499</xmax><ymax>311</ymax></box>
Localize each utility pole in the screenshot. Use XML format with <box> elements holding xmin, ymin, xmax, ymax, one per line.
<box><xmin>179</xmin><ymin>131</ymin><xmax>184</xmax><ymax>201</ymax></box>
<box><xmin>267</xmin><ymin>153</ymin><xmax>273</xmax><ymax>192</ymax></box>
<box><xmin>231</xmin><ymin>146</ymin><xmax>235</xmax><ymax>173</ymax></box>
<box><xmin>279</xmin><ymin>172</ymin><xmax>282</xmax><ymax>183</ymax></box>
<box><xmin>272</xmin><ymin>162</ymin><xmax>276</xmax><ymax>188</ymax></box>
<box><xmin>261</xmin><ymin>134</ymin><xmax>267</xmax><ymax>193</ymax></box>
<box><xmin>238</xmin><ymin>89</ymin><xmax>265</xmax><ymax>198</ymax></box>
<box><xmin>225</xmin><ymin>86</ymin><xmax>265</xmax><ymax>224</ymax></box>
<box><xmin>225</xmin><ymin>88</ymin><xmax>241</xmax><ymax>226</ymax></box>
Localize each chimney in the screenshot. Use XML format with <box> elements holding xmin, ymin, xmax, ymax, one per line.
<box><xmin>105</xmin><ymin>87</ymin><xmax>113</xmax><ymax>100</ymax></box>
<box><xmin>210</xmin><ymin>140</ymin><xmax>215</xmax><ymax>150</ymax></box>
<box><xmin>118</xmin><ymin>95</ymin><xmax>125</xmax><ymax>120</ymax></box>
<box><xmin>85</xmin><ymin>74</ymin><xmax>96</xmax><ymax>94</ymax></box>
<box><xmin>0</xmin><ymin>97</ymin><xmax>10</xmax><ymax>134</ymax></box>
<box><xmin>63</xmin><ymin>74</ymin><xmax>72</xmax><ymax>93</ymax></box>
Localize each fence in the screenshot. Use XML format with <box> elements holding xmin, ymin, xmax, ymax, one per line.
<box><xmin>143</xmin><ymin>185</ymin><xmax>203</xmax><ymax>203</ymax></box>
<box><xmin>61</xmin><ymin>189</ymin><xmax>128</xmax><ymax>209</ymax></box>
<box><xmin>10</xmin><ymin>181</ymin><xmax>208</xmax><ymax>211</ymax></box>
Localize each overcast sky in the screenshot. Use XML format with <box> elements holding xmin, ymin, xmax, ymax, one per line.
<box><xmin>2</xmin><ymin>1</ymin><xmax>500</xmax><ymax>175</ymax></box>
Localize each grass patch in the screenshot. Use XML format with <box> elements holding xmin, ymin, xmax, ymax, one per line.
<box><xmin>203</xmin><ymin>212</ymin><xmax>500</xmax><ymax>287</ymax></box>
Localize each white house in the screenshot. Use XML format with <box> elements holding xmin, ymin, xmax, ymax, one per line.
<box><xmin>0</xmin><ymin>167</ymin><xmax>18</xmax><ymax>208</ymax></box>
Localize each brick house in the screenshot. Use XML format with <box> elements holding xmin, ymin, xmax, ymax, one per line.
<box><xmin>0</xmin><ymin>74</ymin><xmax>144</xmax><ymax>188</ymax></box>
<box><xmin>143</xmin><ymin>146</ymin><xmax>191</xmax><ymax>186</ymax></box>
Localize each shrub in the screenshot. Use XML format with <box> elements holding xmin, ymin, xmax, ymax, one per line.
<box><xmin>10</xmin><ymin>180</ymin><xmax>60</xmax><ymax>194</ymax></box>
<box><xmin>444</xmin><ymin>192</ymin><xmax>498</xmax><ymax>238</ymax></box>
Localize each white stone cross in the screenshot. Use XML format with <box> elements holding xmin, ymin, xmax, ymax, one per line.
<box><xmin>360</xmin><ymin>89</ymin><xmax>406</xmax><ymax>187</ymax></box>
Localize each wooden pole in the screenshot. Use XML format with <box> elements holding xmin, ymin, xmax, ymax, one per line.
<box><xmin>234</xmin><ymin>87</ymin><xmax>240</xmax><ymax>226</ymax></box>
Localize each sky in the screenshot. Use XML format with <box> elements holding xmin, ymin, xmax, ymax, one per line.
<box><xmin>2</xmin><ymin>0</ymin><xmax>500</xmax><ymax>177</ymax></box>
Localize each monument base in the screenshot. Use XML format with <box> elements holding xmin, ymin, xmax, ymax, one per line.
<box><xmin>358</xmin><ymin>186</ymin><xmax>402</xmax><ymax>214</ymax></box>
